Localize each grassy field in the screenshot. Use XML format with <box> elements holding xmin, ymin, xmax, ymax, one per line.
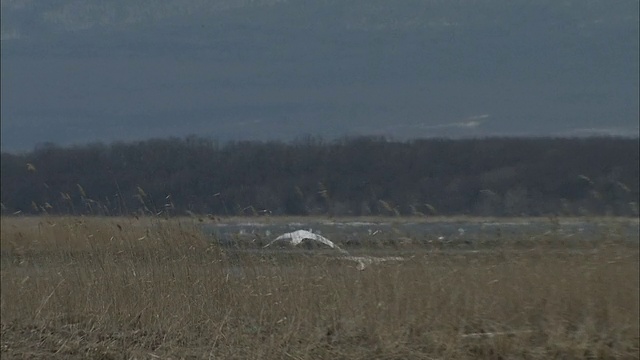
<box><xmin>1</xmin><ymin>216</ymin><xmax>638</xmax><ymax>359</ymax></box>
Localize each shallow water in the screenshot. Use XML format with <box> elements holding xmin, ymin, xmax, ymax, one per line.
<box><xmin>203</xmin><ymin>218</ymin><xmax>639</xmax><ymax>246</ymax></box>
<box><xmin>201</xmin><ymin>218</ymin><xmax>640</xmax><ymax>278</ymax></box>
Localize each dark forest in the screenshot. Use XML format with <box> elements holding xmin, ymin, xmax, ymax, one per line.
<box><xmin>1</xmin><ymin>136</ymin><xmax>638</xmax><ymax>217</ymax></box>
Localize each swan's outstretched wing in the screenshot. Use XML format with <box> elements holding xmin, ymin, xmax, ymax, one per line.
<box><xmin>266</xmin><ymin>230</ymin><xmax>348</xmax><ymax>253</ymax></box>
<box><xmin>265</xmin><ymin>230</ymin><xmax>305</xmax><ymax>247</ymax></box>
<box><xmin>273</xmin><ymin>232</ymin><xmax>295</xmax><ymax>243</ymax></box>
<box><xmin>297</xmin><ymin>231</ymin><xmax>350</xmax><ymax>253</ymax></box>
<box><xmin>300</xmin><ymin>231</ymin><xmax>336</xmax><ymax>248</ymax></box>
<box><xmin>272</xmin><ymin>230</ymin><xmax>315</xmax><ymax>246</ymax></box>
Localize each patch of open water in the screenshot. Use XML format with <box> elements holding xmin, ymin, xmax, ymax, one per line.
<box><xmin>203</xmin><ymin>218</ymin><xmax>639</xmax><ymax>246</ymax></box>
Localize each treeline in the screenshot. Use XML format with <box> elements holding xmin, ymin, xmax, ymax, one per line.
<box><xmin>1</xmin><ymin>136</ymin><xmax>638</xmax><ymax>217</ymax></box>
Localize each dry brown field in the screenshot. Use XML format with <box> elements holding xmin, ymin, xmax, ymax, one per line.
<box><xmin>1</xmin><ymin>216</ymin><xmax>638</xmax><ymax>359</ymax></box>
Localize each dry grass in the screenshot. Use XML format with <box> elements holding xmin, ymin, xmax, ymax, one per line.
<box><xmin>1</xmin><ymin>216</ymin><xmax>638</xmax><ymax>359</ymax></box>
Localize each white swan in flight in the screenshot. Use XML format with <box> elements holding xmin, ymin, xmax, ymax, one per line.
<box><xmin>265</xmin><ymin>230</ymin><xmax>348</xmax><ymax>254</ymax></box>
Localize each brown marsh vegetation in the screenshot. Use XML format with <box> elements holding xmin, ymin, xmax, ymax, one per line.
<box><xmin>1</xmin><ymin>216</ymin><xmax>638</xmax><ymax>359</ymax></box>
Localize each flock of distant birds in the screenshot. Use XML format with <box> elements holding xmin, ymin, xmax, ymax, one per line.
<box><xmin>264</xmin><ymin>229</ymin><xmax>409</xmax><ymax>270</ymax></box>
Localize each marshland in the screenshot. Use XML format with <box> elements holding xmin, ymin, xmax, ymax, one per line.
<box><xmin>1</xmin><ymin>215</ymin><xmax>638</xmax><ymax>359</ymax></box>
<box><xmin>3</xmin><ymin>0</ymin><xmax>638</xmax><ymax>357</ymax></box>
<box><xmin>1</xmin><ymin>137</ymin><xmax>639</xmax><ymax>359</ymax></box>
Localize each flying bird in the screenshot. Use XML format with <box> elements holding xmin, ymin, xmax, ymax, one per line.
<box><xmin>265</xmin><ymin>230</ymin><xmax>348</xmax><ymax>254</ymax></box>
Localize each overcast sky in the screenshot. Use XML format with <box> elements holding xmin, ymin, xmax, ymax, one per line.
<box><xmin>1</xmin><ymin>0</ymin><xmax>638</xmax><ymax>152</ymax></box>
